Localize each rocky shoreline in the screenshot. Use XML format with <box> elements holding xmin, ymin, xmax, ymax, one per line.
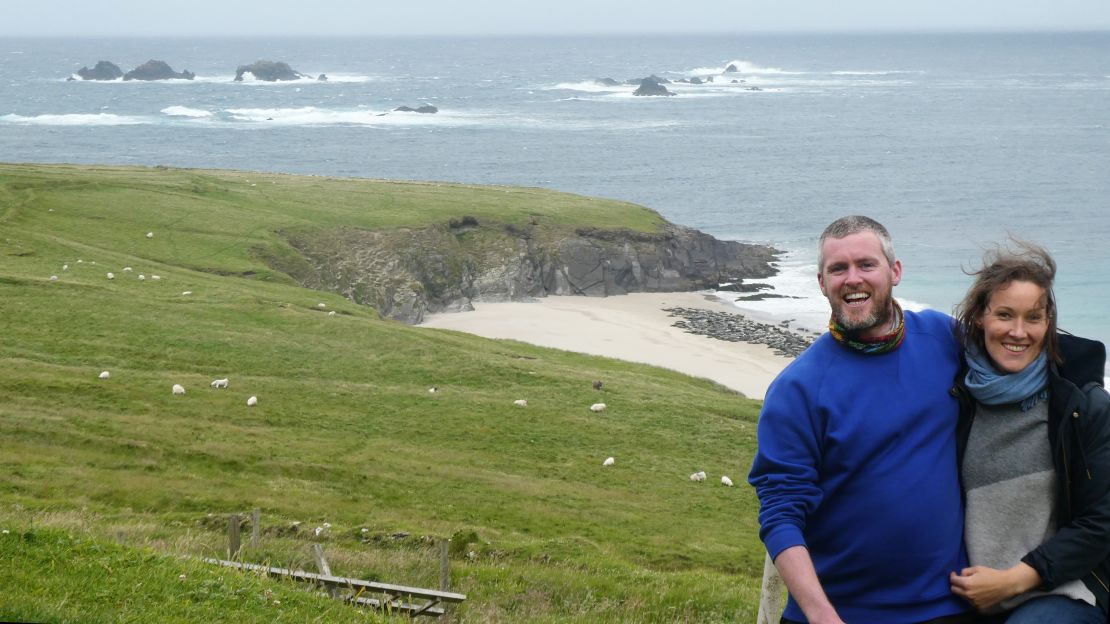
<box><xmin>664</xmin><ymin>306</ymin><xmax>817</xmax><ymax>357</ymax></box>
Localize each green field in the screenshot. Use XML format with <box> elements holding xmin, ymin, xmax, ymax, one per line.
<box><xmin>0</xmin><ymin>163</ymin><xmax>766</xmax><ymax>623</ymax></box>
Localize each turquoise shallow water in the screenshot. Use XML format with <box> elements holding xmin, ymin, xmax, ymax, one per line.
<box><xmin>2</xmin><ymin>32</ymin><xmax>1108</xmax><ymax>357</ymax></box>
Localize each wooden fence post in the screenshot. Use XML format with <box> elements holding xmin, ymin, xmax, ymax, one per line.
<box><xmin>228</xmin><ymin>514</ymin><xmax>241</xmax><ymax>560</ymax></box>
<box><xmin>756</xmin><ymin>552</ymin><xmax>785</xmax><ymax>624</ymax></box>
<box><xmin>250</xmin><ymin>508</ymin><xmax>261</xmax><ymax>548</ymax></box>
<box><xmin>312</xmin><ymin>543</ymin><xmax>339</xmax><ymax>598</ymax></box>
<box><xmin>439</xmin><ymin>539</ymin><xmax>450</xmax><ymax>592</ymax></box>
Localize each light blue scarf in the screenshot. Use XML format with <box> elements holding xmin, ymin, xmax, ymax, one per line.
<box><xmin>964</xmin><ymin>344</ymin><xmax>1049</xmax><ymax>411</ymax></box>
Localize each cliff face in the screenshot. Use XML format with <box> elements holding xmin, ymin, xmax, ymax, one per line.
<box><xmin>279</xmin><ymin>219</ymin><xmax>778</xmax><ymax>324</ymax></box>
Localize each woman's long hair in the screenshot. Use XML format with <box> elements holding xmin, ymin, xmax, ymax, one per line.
<box><xmin>954</xmin><ymin>240</ymin><xmax>1062</xmax><ymax>366</ymax></box>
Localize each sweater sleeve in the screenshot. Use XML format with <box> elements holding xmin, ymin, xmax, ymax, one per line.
<box><xmin>747</xmin><ymin>371</ymin><xmax>826</xmax><ymax>560</ymax></box>
<box><xmin>1022</xmin><ymin>385</ymin><xmax>1110</xmax><ymax>588</ymax></box>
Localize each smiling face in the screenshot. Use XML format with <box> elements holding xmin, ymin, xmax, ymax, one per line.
<box><xmin>979</xmin><ymin>280</ymin><xmax>1048</xmax><ymax>373</ymax></box>
<box><xmin>818</xmin><ymin>231</ymin><xmax>903</xmax><ymax>339</ymax></box>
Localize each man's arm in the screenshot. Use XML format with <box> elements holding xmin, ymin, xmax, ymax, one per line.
<box><xmin>774</xmin><ymin>546</ymin><xmax>845</xmax><ymax>624</ymax></box>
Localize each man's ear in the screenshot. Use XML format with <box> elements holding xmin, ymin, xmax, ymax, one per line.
<box><xmin>817</xmin><ymin>270</ymin><xmax>827</xmax><ymax>296</ymax></box>
<box><xmin>890</xmin><ymin>260</ymin><xmax>903</xmax><ymax>287</ymax></box>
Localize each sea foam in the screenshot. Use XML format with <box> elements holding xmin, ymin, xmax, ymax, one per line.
<box><xmin>161</xmin><ymin>106</ymin><xmax>212</xmax><ymax>118</ymax></box>
<box><xmin>0</xmin><ymin>112</ymin><xmax>144</xmax><ymax>126</ymax></box>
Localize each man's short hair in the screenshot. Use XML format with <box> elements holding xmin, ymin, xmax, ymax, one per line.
<box><xmin>818</xmin><ymin>215</ymin><xmax>897</xmax><ymax>270</ymax></box>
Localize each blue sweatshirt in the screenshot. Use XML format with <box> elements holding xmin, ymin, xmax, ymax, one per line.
<box><xmin>748</xmin><ymin>309</ymin><xmax>969</xmax><ymax>623</ymax></box>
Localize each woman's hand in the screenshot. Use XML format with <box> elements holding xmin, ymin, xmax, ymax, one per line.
<box><xmin>949</xmin><ymin>563</ymin><xmax>1041</xmax><ymax>611</ymax></box>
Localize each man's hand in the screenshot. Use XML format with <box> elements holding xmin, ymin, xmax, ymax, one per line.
<box><xmin>949</xmin><ymin>563</ymin><xmax>1040</xmax><ymax>611</ymax></box>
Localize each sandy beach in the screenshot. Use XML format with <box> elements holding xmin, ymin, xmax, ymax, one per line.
<box><xmin>418</xmin><ymin>292</ymin><xmax>797</xmax><ymax>400</ymax></box>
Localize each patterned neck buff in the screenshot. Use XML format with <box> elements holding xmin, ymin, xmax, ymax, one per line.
<box><xmin>829</xmin><ymin>299</ymin><xmax>905</xmax><ymax>355</ymax></box>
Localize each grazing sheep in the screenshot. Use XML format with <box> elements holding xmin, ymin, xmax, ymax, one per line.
<box><xmin>77</xmin><ymin>259</ymin><xmax>83</xmax><ymax>263</ymax></box>
<box><xmin>62</xmin><ymin>264</ymin><xmax>68</xmax><ymax>270</ymax></box>
<box><xmin>99</xmin><ymin>371</ymin><xmax>110</xmax><ymax>380</ymax></box>
<box><xmin>181</xmin><ymin>291</ymin><xmax>192</xmax><ymax>296</ymax></box>
<box><xmin>106</xmin><ymin>272</ymin><xmax>115</xmax><ymax>280</ymax></box>
<box><xmin>151</xmin><ymin>275</ymin><xmax>161</xmax><ymax>281</ymax></box>
<box><xmin>690</xmin><ymin>471</ymin><xmax>707</xmax><ymax>482</ymax></box>
<box><xmin>247</xmin><ymin>396</ymin><xmax>258</xmax><ymax>407</ymax></box>
<box><xmin>122</xmin><ymin>267</ymin><xmax>132</xmax><ymax>273</ymax></box>
<box><xmin>602</xmin><ymin>457</ymin><xmax>615</xmax><ymax>466</ymax></box>
<box><xmin>428</xmin><ymin>387</ymin><xmax>439</xmax><ymax>394</ymax></box>
<box><xmin>328</xmin><ymin>310</ymin><xmax>336</xmax><ymax>316</ymax></box>
<box><xmin>316</xmin><ymin>303</ymin><xmax>326</xmax><ymax>309</ymax></box>
<box><xmin>146</xmin><ymin>232</ymin><xmax>154</xmax><ymax>239</ymax></box>
<box><xmin>592</xmin><ymin>380</ymin><xmax>603</xmax><ymax>391</ymax></box>
<box><xmin>721</xmin><ymin>475</ymin><xmax>734</xmax><ymax>487</ymax></box>
<box><xmin>589</xmin><ymin>403</ymin><xmax>607</xmax><ymax>412</ymax></box>
<box><xmin>513</xmin><ymin>399</ymin><xmax>528</xmax><ymax>407</ymax></box>
<box><xmin>210</xmin><ymin>378</ymin><xmax>229</xmax><ymax>389</ymax></box>
<box><xmin>172</xmin><ymin>384</ymin><xmax>186</xmax><ymax>395</ymax></box>
<box><xmin>49</xmin><ymin>275</ymin><xmax>58</xmax><ymax>282</ymax></box>
<box><xmin>138</xmin><ymin>274</ymin><xmax>145</xmax><ymax>281</ymax></box>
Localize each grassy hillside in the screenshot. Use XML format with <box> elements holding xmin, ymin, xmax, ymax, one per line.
<box><xmin>0</xmin><ymin>164</ymin><xmax>766</xmax><ymax>622</ymax></box>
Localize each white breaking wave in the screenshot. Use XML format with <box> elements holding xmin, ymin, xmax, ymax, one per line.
<box><xmin>0</xmin><ymin>112</ymin><xmax>145</xmax><ymax>126</ymax></box>
<box><xmin>690</xmin><ymin>60</ymin><xmax>801</xmax><ymax>76</ymax></box>
<box><xmin>223</xmin><ymin>106</ymin><xmax>481</xmax><ymax>126</ymax></box>
<box><xmin>161</xmin><ymin>106</ymin><xmax>212</xmax><ymax>118</ymax></box>
<box><xmin>547</xmin><ymin>80</ymin><xmax>632</xmax><ymax>92</ymax></box>
<box><xmin>830</xmin><ymin>70</ymin><xmax>920</xmax><ymax>76</ymax></box>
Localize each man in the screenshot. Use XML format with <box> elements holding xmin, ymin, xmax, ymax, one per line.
<box><xmin>748</xmin><ymin>216</ymin><xmax>971</xmax><ymax>623</ymax></box>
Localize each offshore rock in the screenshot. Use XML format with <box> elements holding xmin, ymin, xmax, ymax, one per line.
<box><xmin>124</xmin><ymin>60</ymin><xmax>195</xmax><ymax>81</ymax></box>
<box><xmin>234</xmin><ymin>60</ymin><xmax>304</xmax><ymax>82</ymax></box>
<box><xmin>633</xmin><ymin>78</ymin><xmax>675</xmax><ymax>97</ymax></box>
<box><xmin>278</xmin><ymin>218</ymin><xmax>779</xmax><ymax>324</ymax></box>
<box><xmin>394</xmin><ymin>105</ymin><xmax>439</xmax><ymax>114</ymax></box>
<box><xmin>76</xmin><ymin>61</ymin><xmax>123</xmax><ymax>81</ymax></box>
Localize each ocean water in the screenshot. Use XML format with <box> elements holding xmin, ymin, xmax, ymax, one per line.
<box><xmin>2</xmin><ymin>33</ymin><xmax>1108</xmax><ymax>363</ymax></box>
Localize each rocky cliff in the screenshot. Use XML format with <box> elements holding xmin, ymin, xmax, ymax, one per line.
<box><xmin>273</xmin><ymin>217</ymin><xmax>778</xmax><ymax>324</ymax></box>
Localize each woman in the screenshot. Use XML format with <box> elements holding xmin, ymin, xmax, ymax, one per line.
<box><xmin>949</xmin><ymin>241</ymin><xmax>1110</xmax><ymax>623</ymax></box>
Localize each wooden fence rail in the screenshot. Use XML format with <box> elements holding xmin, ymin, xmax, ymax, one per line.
<box><xmin>203</xmin><ymin>557</ymin><xmax>466</xmax><ymax>618</ymax></box>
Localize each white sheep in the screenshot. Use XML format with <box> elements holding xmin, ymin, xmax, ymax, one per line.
<box><xmin>247</xmin><ymin>396</ymin><xmax>258</xmax><ymax>407</ymax></box>
<box><xmin>62</xmin><ymin>264</ymin><xmax>68</xmax><ymax>270</ymax></box>
<box><xmin>513</xmin><ymin>399</ymin><xmax>528</xmax><ymax>407</ymax></box>
<box><xmin>316</xmin><ymin>303</ymin><xmax>326</xmax><ymax>309</ymax></box>
<box><xmin>210</xmin><ymin>378</ymin><xmax>229</xmax><ymax>389</ymax></box>
<box><xmin>428</xmin><ymin>387</ymin><xmax>439</xmax><ymax>394</ymax></box>
<box><xmin>328</xmin><ymin>310</ymin><xmax>336</xmax><ymax>317</ymax></box>
<box><xmin>122</xmin><ymin>267</ymin><xmax>132</xmax><ymax>273</ymax></box>
<box><xmin>690</xmin><ymin>471</ymin><xmax>707</xmax><ymax>482</ymax></box>
<box><xmin>77</xmin><ymin>259</ymin><xmax>83</xmax><ymax>263</ymax></box>
<box><xmin>146</xmin><ymin>232</ymin><xmax>154</xmax><ymax>239</ymax></box>
<box><xmin>106</xmin><ymin>272</ymin><xmax>115</xmax><ymax>280</ymax></box>
<box><xmin>49</xmin><ymin>275</ymin><xmax>58</xmax><ymax>282</ymax></box>
<box><xmin>721</xmin><ymin>475</ymin><xmax>734</xmax><ymax>487</ymax></box>
<box><xmin>181</xmin><ymin>291</ymin><xmax>192</xmax><ymax>296</ymax></box>
<box><xmin>589</xmin><ymin>403</ymin><xmax>607</xmax><ymax>412</ymax></box>
<box><xmin>602</xmin><ymin>457</ymin><xmax>615</xmax><ymax>466</ymax></box>
<box><xmin>172</xmin><ymin>384</ymin><xmax>186</xmax><ymax>396</ymax></box>
<box><xmin>138</xmin><ymin>274</ymin><xmax>145</xmax><ymax>281</ymax></box>
<box><xmin>151</xmin><ymin>275</ymin><xmax>161</xmax><ymax>281</ymax></box>
<box><xmin>99</xmin><ymin>371</ymin><xmax>110</xmax><ymax>380</ymax></box>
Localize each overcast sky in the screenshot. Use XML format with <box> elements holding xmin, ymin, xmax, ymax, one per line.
<box><xmin>3</xmin><ymin>0</ymin><xmax>1109</xmax><ymax>37</ymax></box>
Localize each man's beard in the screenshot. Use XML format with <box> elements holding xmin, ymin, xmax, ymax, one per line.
<box><xmin>832</xmin><ymin>289</ymin><xmax>894</xmax><ymax>335</ymax></box>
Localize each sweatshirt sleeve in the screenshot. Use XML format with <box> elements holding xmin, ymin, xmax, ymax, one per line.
<box><xmin>747</xmin><ymin>371</ymin><xmax>826</xmax><ymax>560</ymax></box>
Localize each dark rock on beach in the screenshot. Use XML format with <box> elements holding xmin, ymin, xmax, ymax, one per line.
<box><xmin>394</xmin><ymin>105</ymin><xmax>438</xmax><ymax>114</ymax></box>
<box><xmin>124</xmin><ymin>60</ymin><xmax>195</xmax><ymax>81</ymax></box>
<box><xmin>234</xmin><ymin>60</ymin><xmax>304</xmax><ymax>82</ymax></box>
<box><xmin>317</xmin><ymin>73</ymin><xmax>328</xmax><ymax>81</ymax></box>
<box><xmin>665</xmin><ymin>306</ymin><xmax>814</xmax><ymax>358</ymax></box>
<box><xmin>279</xmin><ymin>220</ymin><xmax>779</xmax><ymax>324</ymax></box>
<box><xmin>689</xmin><ymin>77</ymin><xmax>704</xmax><ymax>85</ymax></box>
<box><xmin>633</xmin><ymin>78</ymin><xmax>675</xmax><ymax>97</ymax></box>
<box><xmin>725</xmin><ymin>63</ymin><xmax>739</xmax><ymax>73</ymax></box>
<box><xmin>76</xmin><ymin>61</ymin><xmax>123</xmax><ymax>81</ymax></box>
